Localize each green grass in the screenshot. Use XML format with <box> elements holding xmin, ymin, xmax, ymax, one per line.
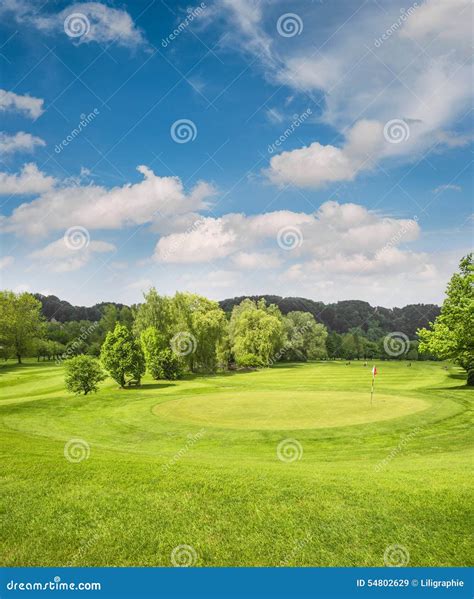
<box><xmin>0</xmin><ymin>359</ymin><xmax>472</xmax><ymax>567</ymax></box>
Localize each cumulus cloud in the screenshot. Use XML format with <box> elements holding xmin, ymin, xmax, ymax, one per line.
<box><xmin>30</xmin><ymin>237</ymin><xmax>115</xmax><ymax>272</ymax></box>
<box><xmin>0</xmin><ymin>132</ymin><xmax>45</xmax><ymax>154</ymax></box>
<box><xmin>1</xmin><ymin>1</ymin><xmax>147</xmax><ymax>48</ymax></box>
<box><xmin>267</xmin><ymin>120</ymin><xmax>382</xmax><ymax>187</ymax></box>
<box><xmin>2</xmin><ymin>165</ymin><xmax>216</xmax><ymax>236</ymax></box>
<box><xmin>153</xmin><ymin>201</ymin><xmax>421</xmax><ymax>278</ymax></box>
<box><xmin>208</xmin><ymin>0</ymin><xmax>473</xmax><ymax>188</ymax></box>
<box><xmin>0</xmin><ymin>89</ymin><xmax>44</xmax><ymax>119</ymax></box>
<box><xmin>0</xmin><ymin>163</ymin><xmax>56</xmax><ymax>195</ymax></box>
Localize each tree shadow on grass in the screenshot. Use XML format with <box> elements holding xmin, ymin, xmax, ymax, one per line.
<box><xmin>125</xmin><ymin>382</ymin><xmax>177</xmax><ymax>391</ymax></box>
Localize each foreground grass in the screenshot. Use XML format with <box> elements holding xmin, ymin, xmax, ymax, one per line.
<box><xmin>0</xmin><ymin>359</ymin><xmax>472</xmax><ymax>566</ymax></box>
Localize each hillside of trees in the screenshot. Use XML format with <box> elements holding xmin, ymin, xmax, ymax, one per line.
<box><xmin>35</xmin><ymin>293</ymin><xmax>439</xmax><ymax>338</ymax></box>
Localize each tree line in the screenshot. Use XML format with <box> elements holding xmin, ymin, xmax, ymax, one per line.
<box><xmin>0</xmin><ymin>255</ymin><xmax>471</xmax><ymax>391</ymax></box>
<box><xmin>35</xmin><ymin>293</ymin><xmax>440</xmax><ymax>339</ymax></box>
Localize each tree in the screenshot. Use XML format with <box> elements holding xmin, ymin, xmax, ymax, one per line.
<box><xmin>340</xmin><ymin>334</ymin><xmax>357</xmax><ymax>360</ymax></box>
<box><xmin>133</xmin><ymin>288</ymin><xmax>174</xmax><ymax>342</ymax></box>
<box><xmin>229</xmin><ymin>299</ymin><xmax>285</xmax><ymax>367</ymax></box>
<box><xmin>418</xmin><ymin>254</ymin><xmax>474</xmax><ymax>385</ymax></box>
<box><xmin>171</xmin><ymin>292</ymin><xmax>227</xmax><ymax>372</ymax></box>
<box><xmin>64</xmin><ymin>355</ymin><xmax>106</xmax><ymax>395</ymax></box>
<box><xmin>283</xmin><ymin>311</ymin><xmax>327</xmax><ymax>361</ymax></box>
<box><xmin>141</xmin><ymin>327</ymin><xmax>182</xmax><ymax>380</ymax></box>
<box><xmin>100</xmin><ymin>323</ymin><xmax>145</xmax><ymax>387</ymax></box>
<box><xmin>0</xmin><ymin>291</ymin><xmax>44</xmax><ymax>363</ymax></box>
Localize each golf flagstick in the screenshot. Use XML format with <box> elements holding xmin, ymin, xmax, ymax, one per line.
<box><xmin>371</xmin><ymin>365</ymin><xmax>377</xmax><ymax>406</ymax></box>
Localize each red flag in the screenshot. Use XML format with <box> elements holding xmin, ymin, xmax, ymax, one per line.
<box><xmin>372</xmin><ymin>366</ymin><xmax>377</xmax><ymax>377</ymax></box>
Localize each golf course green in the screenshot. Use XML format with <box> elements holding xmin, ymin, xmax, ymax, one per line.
<box><xmin>0</xmin><ymin>359</ymin><xmax>472</xmax><ymax>567</ymax></box>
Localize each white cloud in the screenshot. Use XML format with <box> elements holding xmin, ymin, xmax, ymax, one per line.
<box><xmin>153</xmin><ymin>201</ymin><xmax>421</xmax><ymax>281</ymax></box>
<box><xmin>267</xmin><ymin>120</ymin><xmax>382</xmax><ymax>187</ymax></box>
<box><xmin>0</xmin><ymin>132</ymin><xmax>45</xmax><ymax>154</ymax></box>
<box><xmin>232</xmin><ymin>251</ymin><xmax>281</xmax><ymax>269</ymax></box>
<box><xmin>30</xmin><ymin>237</ymin><xmax>115</xmax><ymax>272</ymax></box>
<box><xmin>0</xmin><ymin>163</ymin><xmax>56</xmax><ymax>195</ymax></box>
<box><xmin>432</xmin><ymin>184</ymin><xmax>462</xmax><ymax>194</ymax></box>
<box><xmin>2</xmin><ymin>165</ymin><xmax>216</xmax><ymax>236</ymax></box>
<box><xmin>209</xmin><ymin>0</ymin><xmax>473</xmax><ymax>188</ymax></box>
<box><xmin>0</xmin><ymin>89</ymin><xmax>44</xmax><ymax>119</ymax></box>
<box><xmin>2</xmin><ymin>1</ymin><xmax>146</xmax><ymax>48</ymax></box>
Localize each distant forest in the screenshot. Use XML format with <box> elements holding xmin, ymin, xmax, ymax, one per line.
<box><xmin>35</xmin><ymin>293</ymin><xmax>440</xmax><ymax>338</ymax></box>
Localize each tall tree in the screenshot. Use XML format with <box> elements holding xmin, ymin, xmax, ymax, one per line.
<box><xmin>100</xmin><ymin>323</ymin><xmax>145</xmax><ymax>387</ymax></box>
<box><xmin>133</xmin><ymin>288</ymin><xmax>174</xmax><ymax>343</ymax></box>
<box><xmin>418</xmin><ymin>255</ymin><xmax>474</xmax><ymax>385</ymax></box>
<box><xmin>0</xmin><ymin>291</ymin><xmax>44</xmax><ymax>363</ymax></box>
<box><xmin>283</xmin><ymin>311</ymin><xmax>327</xmax><ymax>361</ymax></box>
<box><xmin>229</xmin><ymin>299</ymin><xmax>285</xmax><ymax>367</ymax></box>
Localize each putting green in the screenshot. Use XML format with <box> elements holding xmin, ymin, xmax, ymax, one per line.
<box><xmin>153</xmin><ymin>390</ymin><xmax>429</xmax><ymax>430</ymax></box>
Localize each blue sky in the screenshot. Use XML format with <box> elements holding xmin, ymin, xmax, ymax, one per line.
<box><xmin>0</xmin><ymin>0</ymin><xmax>472</xmax><ymax>307</ymax></box>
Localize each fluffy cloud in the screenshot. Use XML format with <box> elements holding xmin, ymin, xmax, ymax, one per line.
<box><xmin>2</xmin><ymin>165</ymin><xmax>216</xmax><ymax>236</ymax></box>
<box><xmin>0</xmin><ymin>89</ymin><xmax>44</xmax><ymax>119</ymax></box>
<box><xmin>267</xmin><ymin>120</ymin><xmax>382</xmax><ymax>187</ymax></box>
<box><xmin>153</xmin><ymin>201</ymin><xmax>421</xmax><ymax>277</ymax></box>
<box><xmin>1</xmin><ymin>1</ymin><xmax>146</xmax><ymax>48</ymax></box>
<box><xmin>0</xmin><ymin>163</ymin><xmax>55</xmax><ymax>195</ymax></box>
<box><xmin>30</xmin><ymin>237</ymin><xmax>115</xmax><ymax>272</ymax></box>
<box><xmin>209</xmin><ymin>0</ymin><xmax>473</xmax><ymax>188</ymax></box>
<box><xmin>0</xmin><ymin>132</ymin><xmax>45</xmax><ymax>154</ymax></box>
<box><xmin>154</xmin><ymin>210</ymin><xmax>313</xmax><ymax>263</ymax></box>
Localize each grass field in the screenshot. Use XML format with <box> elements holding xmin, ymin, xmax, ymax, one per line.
<box><xmin>0</xmin><ymin>359</ymin><xmax>472</xmax><ymax>567</ymax></box>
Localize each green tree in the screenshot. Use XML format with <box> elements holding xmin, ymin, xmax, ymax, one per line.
<box><xmin>283</xmin><ymin>311</ymin><xmax>327</xmax><ymax>361</ymax></box>
<box><xmin>341</xmin><ymin>334</ymin><xmax>357</xmax><ymax>360</ymax></box>
<box><xmin>64</xmin><ymin>355</ymin><xmax>106</xmax><ymax>395</ymax></box>
<box><xmin>0</xmin><ymin>291</ymin><xmax>44</xmax><ymax>363</ymax></box>
<box><xmin>100</xmin><ymin>323</ymin><xmax>145</xmax><ymax>387</ymax></box>
<box><xmin>133</xmin><ymin>288</ymin><xmax>174</xmax><ymax>342</ymax></box>
<box><xmin>229</xmin><ymin>299</ymin><xmax>285</xmax><ymax>367</ymax></box>
<box><xmin>171</xmin><ymin>292</ymin><xmax>227</xmax><ymax>372</ymax></box>
<box><xmin>418</xmin><ymin>254</ymin><xmax>474</xmax><ymax>385</ymax></box>
<box><xmin>141</xmin><ymin>327</ymin><xmax>182</xmax><ymax>380</ymax></box>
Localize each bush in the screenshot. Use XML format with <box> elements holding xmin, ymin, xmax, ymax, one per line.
<box><xmin>64</xmin><ymin>355</ymin><xmax>106</xmax><ymax>395</ymax></box>
<box><xmin>236</xmin><ymin>352</ymin><xmax>265</xmax><ymax>368</ymax></box>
